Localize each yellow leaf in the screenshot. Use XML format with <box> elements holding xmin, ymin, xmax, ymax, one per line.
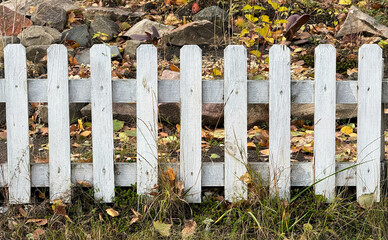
<box><xmin>153</xmin><ymin>221</ymin><xmax>172</xmax><ymax>237</ymax></box>
<box><xmin>245</xmin><ymin>14</ymin><xmax>258</xmax><ymax>22</ymax></box>
<box><xmin>242</xmin><ymin>4</ymin><xmax>252</xmax><ymax>11</ymax></box>
<box><xmin>339</xmin><ymin>0</ymin><xmax>351</xmax><ymax>5</ymax></box>
<box><xmin>176</xmin><ymin>124</ymin><xmax>180</xmax><ymax>133</ymax></box>
<box><xmin>261</xmin><ymin>15</ymin><xmax>270</xmax><ymax>23</ymax></box>
<box><xmin>239</xmin><ymin>172</ymin><xmax>252</xmax><ymax>184</ymax></box>
<box><xmin>78</xmin><ymin>118</ymin><xmax>84</xmax><ymax>131</ymax></box>
<box><xmin>268</xmin><ymin>0</ymin><xmax>278</xmax><ymax>10</ymax></box>
<box><xmin>278</xmin><ymin>6</ymin><xmax>288</xmax><ymax>11</ymax></box>
<box><xmin>212</xmin><ymin>68</ymin><xmax>222</xmax><ymax>76</ymax></box>
<box><xmin>253</xmin><ymin>6</ymin><xmax>266</xmax><ymax>11</ymax></box>
<box><xmin>166</xmin><ymin>167</ymin><xmax>176</xmax><ymax>181</ymax></box>
<box><xmin>260</xmin><ymin>149</ymin><xmax>270</xmax><ymax>155</ymax></box>
<box><xmin>294</xmin><ymin>48</ymin><xmax>303</xmax><ymax>53</ymax></box>
<box><xmin>106</xmin><ymin>208</ymin><xmax>119</xmax><ymax>217</ymax></box>
<box><xmin>247</xmin><ymin>142</ymin><xmax>256</xmax><ymax>149</ymax></box>
<box><xmin>340</xmin><ymin>126</ymin><xmax>353</xmax><ymax>135</ymax></box>
<box><xmin>175</xmin><ymin>0</ymin><xmax>187</xmax><ymax>5</ymax></box>
<box><xmin>251</xmin><ymin>50</ymin><xmax>261</xmax><ymax>58</ymax></box>
<box><xmin>240</xmin><ymin>28</ymin><xmax>249</xmax><ymax>37</ymax></box>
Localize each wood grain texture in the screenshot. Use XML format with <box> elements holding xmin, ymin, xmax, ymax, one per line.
<box><xmin>314</xmin><ymin>45</ymin><xmax>336</xmax><ymax>202</ymax></box>
<box><xmin>357</xmin><ymin>45</ymin><xmax>383</xmax><ymax>202</ymax></box>
<box><xmin>269</xmin><ymin>45</ymin><xmax>291</xmax><ymax>199</ymax></box>
<box><xmin>224</xmin><ymin>45</ymin><xmax>248</xmax><ymax>202</ymax></box>
<box><xmin>180</xmin><ymin>46</ymin><xmax>202</xmax><ymax>203</ymax></box>
<box><xmin>136</xmin><ymin>45</ymin><xmax>158</xmax><ymax>195</ymax></box>
<box><xmin>91</xmin><ymin>45</ymin><xmax>115</xmax><ymax>202</ymax></box>
<box><xmin>5</xmin><ymin>44</ymin><xmax>30</xmax><ymax>203</ymax></box>
<box><xmin>47</xmin><ymin>45</ymin><xmax>71</xmax><ymax>202</ymax></box>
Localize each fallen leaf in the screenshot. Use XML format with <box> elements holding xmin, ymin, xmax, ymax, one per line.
<box><xmin>52</xmin><ymin>199</ymin><xmax>67</xmax><ymax>215</ymax></box>
<box><xmin>340</xmin><ymin>126</ymin><xmax>353</xmax><ymax>135</ymax></box>
<box><xmin>175</xmin><ymin>180</ymin><xmax>184</xmax><ymax>196</ymax></box>
<box><xmin>153</xmin><ymin>220</ymin><xmax>172</xmax><ymax>237</ymax></box>
<box><xmin>239</xmin><ymin>172</ymin><xmax>251</xmax><ymax>184</ymax></box>
<box><xmin>210</xmin><ymin>153</ymin><xmax>220</xmax><ymax>159</ymax></box>
<box><xmin>358</xmin><ymin>193</ymin><xmax>374</xmax><ymax>209</ymax></box>
<box><xmin>182</xmin><ymin>219</ymin><xmax>196</xmax><ymax>238</ymax></box>
<box><xmin>26</xmin><ymin>219</ymin><xmax>47</xmax><ymax>226</ymax></box>
<box><xmin>18</xmin><ymin>206</ymin><xmax>28</xmax><ymax>217</ymax></box>
<box><xmin>247</xmin><ymin>142</ymin><xmax>256</xmax><ymax>149</ymax></box>
<box><xmin>80</xmin><ymin>130</ymin><xmax>92</xmax><ymax>137</ymax></box>
<box><xmin>260</xmin><ymin>149</ymin><xmax>270</xmax><ymax>155</ymax></box>
<box><xmin>106</xmin><ymin>208</ymin><xmax>119</xmax><ymax>217</ymax></box>
<box><xmin>165</xmin><ymin>167</ymin><xmax>176</xmax><ymax>181</ymax></box>
<box><xmin>339</xmin><ymin>0</ymin><xmax>351</xmax><ymax>5</ymax></box>
<box><xmin>76</xmin><ymin>180</ymin><xmax>92</xmax><ymax>187</ymax></box>
<box><xmin>33</xmin><ymin>228</ymin><xmax>45</xmax><ymax>239</ymax></box>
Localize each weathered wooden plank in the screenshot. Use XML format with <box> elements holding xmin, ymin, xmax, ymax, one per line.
<box><xmin>136</xmin><ymin>45</ymin><xmax>158</xmax><ymax>195</ymax></box>
<box><xmin>3</xmin><ymin>79</ymin><xmax>387</xmax><ymax>104</ymax></box>
<box><xmin>357</xmin><ymin>45</ymin><xmax>383</xmax><ymax>202</ymax></box>
<box><xmin>1</xmin><ymin>161</ymin><xmax>371</xmax><ymax>188</ymax></box>
<box><xmin>90</xmin><ymin>45</ymin><xmax>115</xmax><ymax>202</ymax></box>
<box><xmin>314</xmin><ymin>45</ymin><xmax>336</xmax><ymax>202</ymax></box>
<box><xmin>224</xmin><ymin>45</ymin><xmax>248</xmax><ymax>202</ymax></box>
<box><xmin>5</xmin><ymin>44</ymin><xmax>30</xmax><ymax>204</ymax></box>
<box><xmin>180</xmin><ymin>46</ymin><xmax>202</xmax><ymax>203</ymax></box>
<box><xmin>269</xmin><ymin>45</ymin><xmax>291</xmax><ymax>199</ymax></box>
<box><xmin>47</xmin><ymin>45</ymin><xmax>71</xmax><ymax>202</ymax></box>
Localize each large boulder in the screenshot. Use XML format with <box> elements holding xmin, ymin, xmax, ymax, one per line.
<box><xmin>31</xmin><ymin>2</ymin><xmax>67</xmax><ymax>31</ymax></box>
<box><xmin>124</xmin><ymin>40</ymin><xmax>141</xmax><ymax>58</ymax></box>
<box><xmin>163</xmin><ymin>20</ymin><xmax>223</xmax><ymax>46</ymax></box>
<box><xmin>37</xmin><ymin>103</ymin><xmax>87</xmax><ymax>124</ymax></box>
<box><xmin>0</xmin><ymin>6</ymin><xmax>32</xmax><ymax>36</ymax></box>
<box><xmin>123</xmin><ymin>19</ymin><xmax>175</xmax><ymax>38</ymax></box>
<box><xmin>90</xmin><ymin>15</ymin><xmax>120</xmax><ymax>42</ymax></box>
<box><xmin>337</xmin><ymin>5</ymin><xmax>388</xmax><ymax>38</ymax></box>
<box><xmin>18</xmin><ymin>26</ymin><xmax>61</xmax><ymax>47</ymax></box>
<box><xmin>291</xmin><ymin>104</ymin><xmax>358</xmax><ymax>120</ymax></box>
<box><xmin>26</xmin><ymin>45</ymin><xmax>49</xmax><ymax>63</ymax></box>
<box><xmin>62</xmin><ymin>24</ymin><xmax>90</xmax><ymax>48</ymax></box>
<box><xmin>1</xmin><ymin>0</ymin><xmax>77</xmax><ymax>15</ymax></box>
<box><xmin>193</xmin><ymin>6</ymin><xmax>228</xmax><ymax>27</ymax></box>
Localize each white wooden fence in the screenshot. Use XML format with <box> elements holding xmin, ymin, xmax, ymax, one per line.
<box><xmin>0</xmin><ymin>44</ymin><xmax>386</xmax><ymax>204</ymax></box>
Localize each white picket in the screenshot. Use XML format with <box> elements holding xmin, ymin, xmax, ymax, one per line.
<box><xmin>314</xmin><ymin>45</ymin><xmax>336</xmax><ymax>202</ymax></box>
<box><xmin>180</xmin><ymin>45</ymin><xmax>202</xmax><ymax>203</ymax></box>
<box><xmin>136</xmin><ymin>45</ymin><xmax>158</xmax><ymax>195</ymax></box>
<box><xmin>90</xmin><ymin>45</ymin><xmax>115</xmax><ymax>202</ymax></box>
<box><xmin>357</xmin><ymin>45</ymin><xmax>383</xmax><ymax>202</ymax></box>
<box><xmin>269</xmin><ymin>45</ymin><xmax>291</xmax><ymax>199</ymax></box>
<box><xmin>224</xmin><ymin>45</ymin><xmax>248</xmax><ymax>201</ymax></box>
<box><xmin>5</xmin><ymin>44</ymin><xmax>30</xmax><ymax>203</ymax></box>
<box><xmin>48</xmin><ymin>45</ymin><xmax>71</xmax><ymax>202</ymax></box>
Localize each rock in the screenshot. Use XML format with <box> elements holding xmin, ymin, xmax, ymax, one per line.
<box><xmin>26</xmin><ymin>45</ymin><xmax>49</xmax><ymax>63</ymax></box>
<box><xmin>18</xmin><ymin>26</ymin><xmax>61</xmax><ymax>47</ymax></box>
<box><xmin>81</xmin><ymin>103</ymin><xmax>137</xmax><ymax>123</ymax></box>
<box><xmin>90</xmin><ymin>15</ymin><xmax>120</xmax><ymax>42</ymax></box>
<box><xmin>124</xmin><ymin>40</ymin><xmax>141</xmax><ymax>58</ymax></box>
<box><xmin>291</xmin><ymin>104</ymin><xmax>357</xmax><ymax>120</ymax></box>
<box><xmin>75</xmin><ymin>49</ymin><xmax>90</xmax><ymax>65</ymax></box>
<box><xmin>123</xmin><ymin>19</ymin><xmax>175</xmax><ymax>38</ymax></box>
<box><xmin>62</xmin><ymin>24</ymin><xmax>90</xmax><ymax>48</ymax></box>
<box><xmin>0</xmin><ymin>6</ymin><xmax>32</xmax><ymax>36</ymax></box>
<box><xmin>109</xmin><ymin>45</ymin><xmax>122</xmax><ymax>59</ymax></box>
<box><xmin>31</xmin><ymin>2</ymin><xmax>67</xmax><ymax>31</ymax></box>
<box><xmin>84</xmin><ymin>6</ymin><xmax>144</xmax><ymax>22</ymax></box>
<box><xmin>0</xmin><ymin>103</ymin><xmax>33</xmax><ymax>124</ymax></box>
<box><xmin>163</xmin><ymin>20</ymin><xmax>223</xmax><ymax>46</ymax></box>
<box><xmin>0</xmin><ymin>36</ymin><xmax>20</xmax><ymax>60</ymax></box>
<box><xmin>37</xmin><ymin>103</ymin><xmax>87</xmax><ymax>124</ymax></box>
<box><xmin>160</xmin><ymin>70</ymin><xmax>180</xmax><ymax>80</ymax></box>
<box><xmin>0</xmin><ymin>0</ymin><xmax>41</xmax><ymax>15</ymax></box>
<box><xmin>337</xmin><ymin>5</ymin><xmax>388</xmax><ymax>39</ymax></box>
<box><xmin>193</xmin><ymin>6</ymin><xmax>227</xmax><ymax>27</ymax></box>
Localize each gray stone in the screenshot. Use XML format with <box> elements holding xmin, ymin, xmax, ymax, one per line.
<box><xmin>26</xmin><ymin>45</ymin><xmax>49</xmax><ymax>63</ymax></box>
<box><xmin>193</xmin><ymin>6</ymin><xmax>227</xmax><ymax>27</ymax></box>
<box><xmin>123</xmin><ymin>19</ymin><xmax>175</xmax><ymax>38</ymax></box>
<box><xmin>37</xmin><ymin>103</ymin><xmax>87</xmax><ymax>124</ymax></box>
<box><xmin>291</xmin><ymin>104</ymin><xmax>358</xmax><ymax>120</ymax></box>
<box><xmin>124</xmin><ymin>40</ymin><xmax>141</xmax><ymax>58</ymax></box>
<box><xmin>62</xmin><ymin>24</ymin><xmax>90</xmax><ymax>48</ymax></box>
<box><xmin>75</xmin><ymin>49</ymin><xmax>90</xmax><ymax>65</ymax></box>
<box><xmin>109</xmin><ymin>45</ymin><xmax>122</xmax><ymax>59</ymax></box>
<box><xmin>90</xmin><ymin>15</ymin><xmax>120</xmax><ymax>42</ymax></box>
<box><xmin>160</xmin><ymin>70</ymin><xmax>180</xmax><ymax>80</ymax></box>
<box><xmin>81</xmin><ymin>103</ymin><xmax>137</xmax><ymax>123</ymax></box>
<box><xmin>18</xmin><ymin>26</ymin><xmax>61</xmax><ymax>47</ymax></box>
<box><xmin>1</xmin><ymin>0</ymin><xmax>78</xmax><ymax>15</ymax></box>
<box><xmin>31</xmin><ymin>2</ymin><xmax>67</xmax><ymax>31</ymax></box>
<box><xmin>84</xmin><ymin>6</ymin><xmax>144</xmax><ymax>22</ymax></box>
<box><xmin>163</xmin><ymin>20</ymin><xmax>223</xmax><ymax>46</ymax></box>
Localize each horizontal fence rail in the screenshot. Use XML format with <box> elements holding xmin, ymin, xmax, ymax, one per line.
<box><xmin>0</xmin><ymin>44</ymin><xmax>386</xmax><ymax>204</ymax></box>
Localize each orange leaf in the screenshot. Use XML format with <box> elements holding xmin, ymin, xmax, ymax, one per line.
<box><xmin>165</xmin><ymin>167</ymin><xmax>175</xmax><ymax>181</ymax></box>
<box><xmin>69</xmin><ymin>55</ymin><xmax>78</xmax><ymax>66</ymax></box>
<box><xmin>106</xmin><ymin>208</ymin><xmax>119</xmax><ymax>217</ymax></box>
<box><xmin>170</xmin><ymin>64</ymin><xmax>180</xmax><ymax>72</ymax></box>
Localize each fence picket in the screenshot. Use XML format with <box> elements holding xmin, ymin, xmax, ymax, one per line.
<box><xmin>91</xmin><ymin>45</ymin><xmax>115</xmax><ymax>202</ymax></box>
<box><xmin>5</xmin><ymin>44</ymin><xmax>30</xmax><ymax>203</ymax></box>
<box><xmin>314</xmin><ymin>45</ymin><xmax>336</xmax><ymax>202</ymax></box>
<box><xmin>224</xmin><ymin>45</ymin><xmax>248</xmax><ymax>201</ymax></box>
<box><xmin>357</xmin><ymin>45</ymin><xmax>383</xmax><ymax>202</ymax></box>
<box><xmin>48</xmin><ymin>45</ymin><xmax>71</xmax><ymax>202</ymax></box>
<box><xmin>180</xmin><ymin>45</ymin><xmax>202</xmax><ymax>203</ymax></box>
<box><xmin>269</xmin><ymin>45</ymin><xmax>291</xmax><ymax>199</ymax></box>
<box><xmin>136</xmin><ymin>45</ymin><xmax>158</xmax><ymax>195</ymax></box>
